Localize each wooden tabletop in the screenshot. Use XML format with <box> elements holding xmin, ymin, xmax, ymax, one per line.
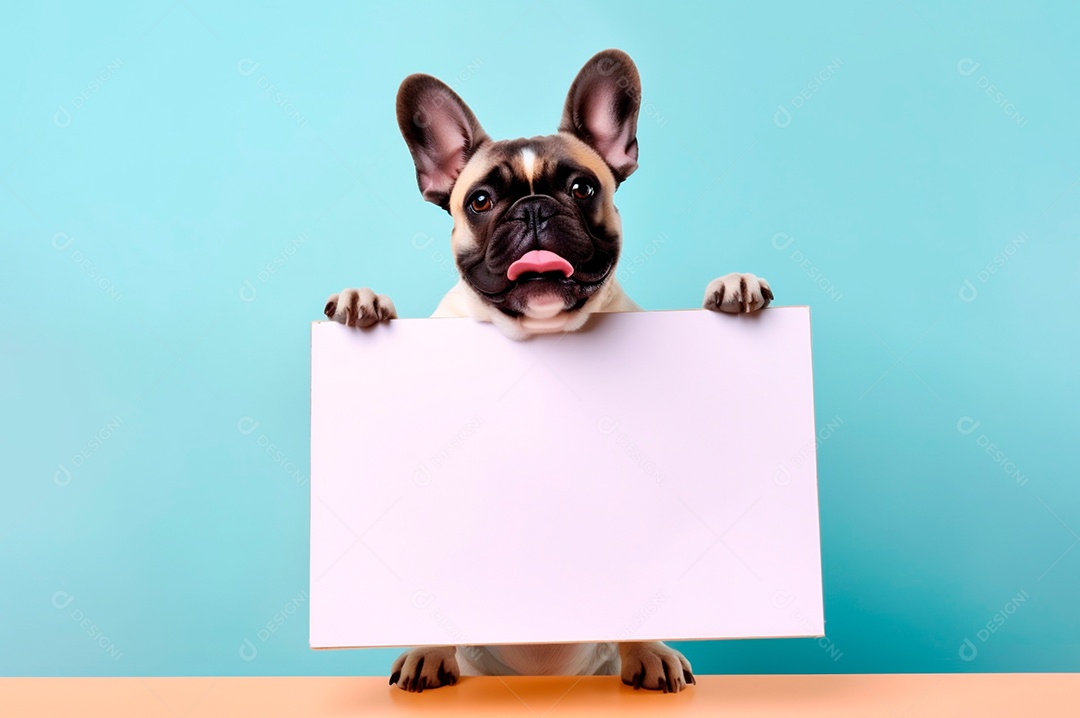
<box><xmin>2</xmin><ymin>674</ymin><xmax>1075</xmax><ymax>716</ymax></box>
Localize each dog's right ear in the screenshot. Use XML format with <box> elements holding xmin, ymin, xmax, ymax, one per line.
<box><xmin>397</xmin><ymin>74</ymin><xmax>489</xmax><ymax>210</ymax></box>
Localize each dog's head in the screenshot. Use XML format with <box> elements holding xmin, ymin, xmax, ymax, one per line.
<box><xmin>397</xmin><ymin>50</ymin><xmax>641</xmax><ymax>333</ymax></box>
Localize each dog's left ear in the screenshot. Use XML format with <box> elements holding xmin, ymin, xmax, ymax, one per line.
<box><xmin>559</xmin><ymin>49</ymin><xmax>641</xmax><ymax>183</ymax></box>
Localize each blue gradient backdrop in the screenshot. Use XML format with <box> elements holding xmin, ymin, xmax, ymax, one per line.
<box><xmin>3</xmin><ymin>1</ymin><xmax>1078</xmax><ymax>676</ymax></box>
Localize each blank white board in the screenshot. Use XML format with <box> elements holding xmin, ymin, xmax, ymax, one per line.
<box><xmin>310</xmin><ymin>307</ymin><xmax>823</xmax><ymax>648</ymax></box>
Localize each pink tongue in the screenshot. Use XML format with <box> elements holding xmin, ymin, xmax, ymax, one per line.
<box><xmin>507</xmin><ymin>250</ymin><xmax>574</xmax><ymax>281</ymax></box>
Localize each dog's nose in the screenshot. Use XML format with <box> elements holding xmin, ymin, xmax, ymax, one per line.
<box><xmin>508</xmin><ymin>195</ymin><xmax>559</xmax><ymax>229</ymax></box>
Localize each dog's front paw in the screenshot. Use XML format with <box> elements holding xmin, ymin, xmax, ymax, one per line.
<box><xmin>703</xmin><ymin>273</ymin><xmax>773</xmax><ymax>314</ymax></box>
<box><xmin>324</xmin><ymin>288</ymin><xmax>397</xmax><ymax>328</ymax></box>
<box><xmin>389</xmin><ymin>646</ymin><xmax>459</xmax><ymax>692</ymax></box>
<box><xmin>620</xmin><ymin>642</ymin><xmax>695</xmax><ymax>693</ymax></box>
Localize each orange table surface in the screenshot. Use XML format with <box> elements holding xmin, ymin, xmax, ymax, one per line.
<box><xmin>2</xmin><ymin>674</ymin><xmax>1076</xmax><ymax>716</ymax></box>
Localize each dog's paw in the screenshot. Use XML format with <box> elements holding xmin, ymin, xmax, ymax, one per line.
<box><xmin>389</xmin><ymin>646</ymin><xmax>459</xmax><ymax>693</ymax></box>
<box><xmin>324</xmin><ymin>288</ymin><xmax>397</xmax><ymax>328</ymax></box>
<box><xmin>620</xmin><ymin>642</ymin><xmax>695</xmax><ymax>693</ymax></box>
<box><xmin>703</xmin><ymin>273</ymin><xmax>772</xmax><ymax>314</ymax></box>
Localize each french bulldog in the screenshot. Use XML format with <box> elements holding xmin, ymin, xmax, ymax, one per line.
<box><xmin>324</xmin><ymin>49</ymin><xmax>772</xmax><ymax>693</ymax></box>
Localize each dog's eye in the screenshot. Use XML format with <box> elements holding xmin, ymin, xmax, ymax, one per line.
<box><xmin>469</xmin><ymin>192</ymin><xmax>493</xmax><ymax>213</ymax></box>
<box><xmin>570</xmin><ymin>180</ymin><xmax>595</xmax><ymax>200</ymax></box>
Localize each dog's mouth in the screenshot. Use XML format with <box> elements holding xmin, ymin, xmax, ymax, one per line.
<box><xmin>506</xmin><ymin>250</ymin><xmax>575</xmax><ymax>281</ymax></box>
<box><xmin>503</xmin><ymin>250</ymin><xmax>584</xmax><ymax>314</ymax></box>
<box><xmin>457</xmin><ymin>214</ymin><xmax>618</xmax><ymax>318</ymax></box>
<box><xmin>471</xmin><ymin>252</ymin><xmax>613</xmax><ymax>316</ymax></box>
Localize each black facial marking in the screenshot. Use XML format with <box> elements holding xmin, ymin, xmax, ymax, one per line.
<box><xmin>464</xmin><ymin>163</ymin><xmax>530</xmax><ymax>223</ymax></box>
<box><xmin>454</xmin><ymin>136</ymin><xmax>622</xmax><ymax>317</ymax></box>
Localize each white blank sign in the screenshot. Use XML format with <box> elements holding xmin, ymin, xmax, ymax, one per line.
<box><xmin>310</xmin><ymin>308</ymin><xmax>823</xmax><ymax>649</ymax></box>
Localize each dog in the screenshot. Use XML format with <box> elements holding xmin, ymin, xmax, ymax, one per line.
<box><xmin>324</xmin><ymin>49</ymin><xmax>772</xmax><ymax>693</ymax></box>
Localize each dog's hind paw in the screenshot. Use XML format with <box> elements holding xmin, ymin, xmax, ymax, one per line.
<box><xmin>703</xmin><ymin>273</ymin><xmax>772</xmax><ymax>314</ymax></box>
<box><xmin>324</xmin><ymin>287</ymin><xmax>397</xmax><ymax>328</ymax></box>
<box><xmin>389</xmin><ymin>646</ymin><xmax>459</xmax><ymax>692</ymax></box>
<box><xmin>619</xmin><ymin>642</ymin><xmax>695</xmax><ymax>693</ymax></box>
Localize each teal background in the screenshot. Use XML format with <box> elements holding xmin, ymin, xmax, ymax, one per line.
<box><xmin>3</xmin><ymin>0</ymin><xmax>1078</xmax><ymax>676</ymax></box>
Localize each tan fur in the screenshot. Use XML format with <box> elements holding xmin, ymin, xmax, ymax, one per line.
<box><xmin>434</xmin><ymin>132</ymin><xmax>639</xmax><ymax>339</ymax></box>
<box><xmin>447</xmin><ymin>145</ymin><xmax>493</xmax><ymax>254</ymax></box>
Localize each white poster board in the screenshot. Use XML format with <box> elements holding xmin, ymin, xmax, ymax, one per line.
<box><xmin>310</xmin><ymin>308</ymin><xmax>823</xmax><ymax>648</ymax></box>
